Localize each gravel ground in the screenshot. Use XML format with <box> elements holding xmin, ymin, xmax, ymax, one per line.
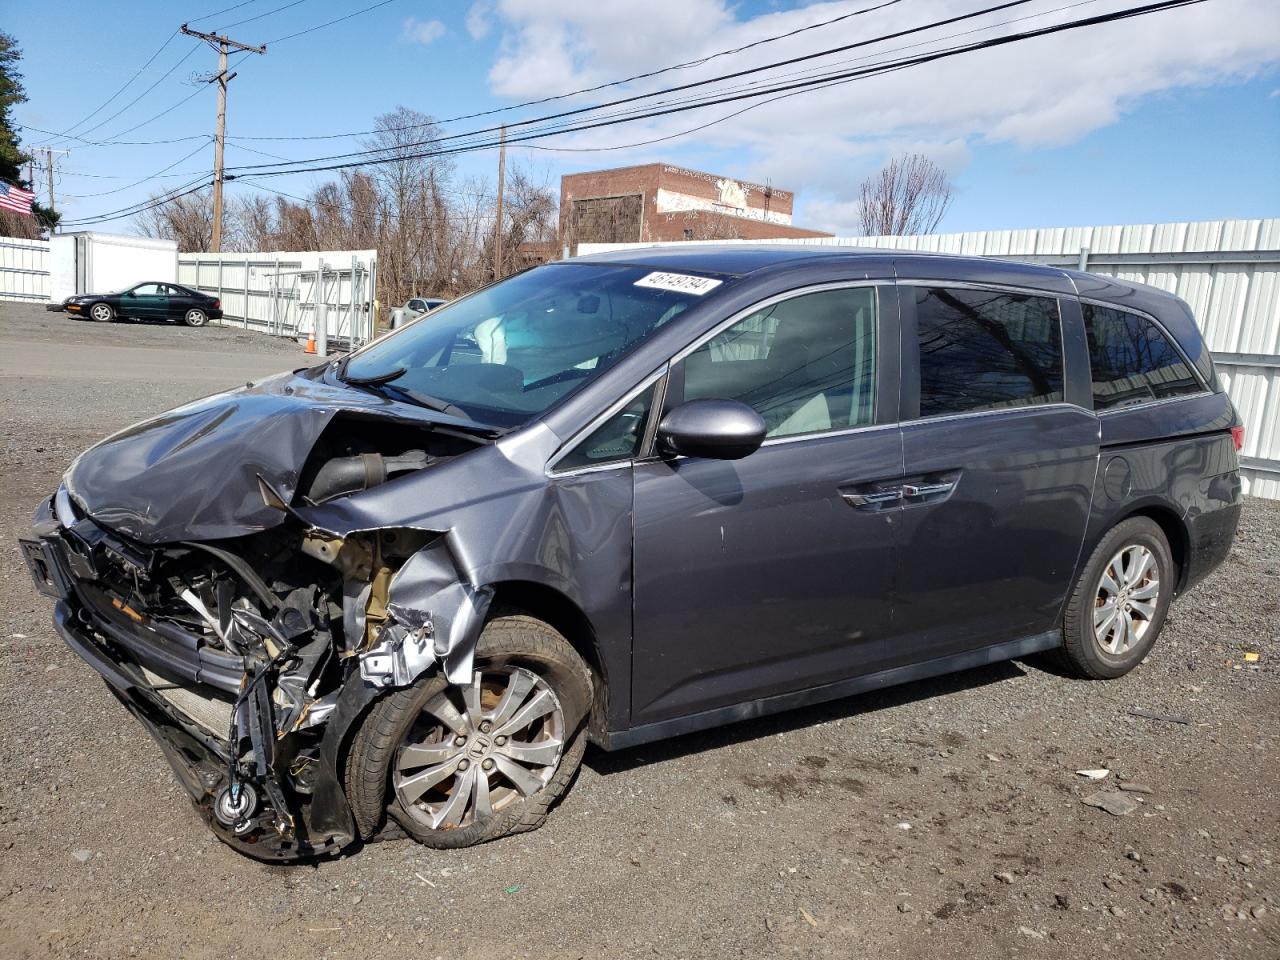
<box><xmin>0</xmin><ymin>300</ymin><xmax>1276</xmax><ymax>959</ymax></box>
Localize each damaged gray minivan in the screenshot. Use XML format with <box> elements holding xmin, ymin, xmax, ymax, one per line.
<box><xmin>22</xmin><ymin>246</ymin><xmax>1242</xmax><ymax>860</ymax></box>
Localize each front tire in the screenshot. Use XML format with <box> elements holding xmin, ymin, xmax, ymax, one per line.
<box><xmin>345</xmin><ymin>614</ymin><xmax>593</xmax><ymax>848</ymax></box>
<box><xmin>184</xmin><ymin>308</ymin><xmax>209</xmax><ymax>327</ymax></box>
<box><xmin>89</xmin><ymin>302</ymin><xmax>115</xmax><ymax>322</ymax></box>
<box><xmin>1060</xmin><ymin>516</ymin><xmax>1173</xmax><ymax>679</ymax></box>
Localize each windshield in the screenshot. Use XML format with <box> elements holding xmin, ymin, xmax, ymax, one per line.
<box><xmin>341</xmin><ymin>263</ymin><xmax>725</xmax><ymax>427</ymax></box>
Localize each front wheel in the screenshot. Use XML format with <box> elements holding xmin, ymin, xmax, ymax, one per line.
<box><xmin>89</xmin><ymin>302</ymin><xmax>115</xmax><ymax>322</ymax></box>
<box><xmin>345</xmin><ymin>614</ymin><xmax>593</xmax><ymax>848</ymax></box>
<box><xmin>1060</xmin><ymin>516</ymin><xmax>1173</xmax><ymax>679</ymax></box>
<box><xmin>183</xmin><ymin>308</ymin><xmax>209</xmax><ymax>327</ymax></box>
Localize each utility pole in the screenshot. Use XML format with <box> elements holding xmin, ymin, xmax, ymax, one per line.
<box><xmin>41</xmin><ymin>148</ymin><xmax>69</xmax><ymax>231</ymax></box>
<box><xmin>180</xmin><ymin>23</ymin><xmax>266</xmax><ymax>252</ymax></box>
<box><xmin>46</xmin><ymin>148</ymin><xmax>56</xmax><ymax>215</ymax></box>
<box><xmin>493</xmin><ymin>125</ymin><xmax>506</xmax><ymax>280</ymax></box>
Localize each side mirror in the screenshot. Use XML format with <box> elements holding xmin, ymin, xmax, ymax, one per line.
<box><xmin>656</xmin><ymin>398</ymin><xmax>767</xmax><ymax>461</ymax></box>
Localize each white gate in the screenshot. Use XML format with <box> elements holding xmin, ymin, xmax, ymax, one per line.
<box><xmin>177</xmin><ymin>249</ymin><xmax>378</xmax><ymax>352</ymax></box>
<box><xmin>0</xmin><ymin>236</ymin><xmax>50</xmax><ymax>303</ymax></box>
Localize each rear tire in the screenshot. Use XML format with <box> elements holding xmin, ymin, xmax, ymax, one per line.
<box><xmin>184</xmin><ymin>308</ymin><xmax>209</xmax><ymax>327</ymax></box>
<box><xmin>89</xmin><ymin>302</ymin><xmax>114</xmax><ymax>322</ymax></box>
<box><xmin>1060</xmin><ymin>516</ymin><xmax>1173</xmax><ymax>679</ymax></box>
<box><xmin>345</xmin><ymin>614</ymin><xmax>593</xmax><ymax>849</ymax></box>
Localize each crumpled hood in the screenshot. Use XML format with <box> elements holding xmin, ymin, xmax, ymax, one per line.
<box><xmin>64</xmin><ymin>369</ymin><xmax>476</xmax><ymax>545</ymax></box>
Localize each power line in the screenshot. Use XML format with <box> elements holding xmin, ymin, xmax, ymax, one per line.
<box><xmin>16</xmin><ymin>123</ymin><xmax>210</xmax><ymax>147</ymax></box>
<box><xmin>59</xmin><ymin>175</ymin><xmax>215</xmax><ymax>227</ymax></box>
<box><xmin>229</xmin><ymin>0</ymin><xmax>1209</xmax><ymax>181</ymax></box>
<box><xmin>265</xmin><ymin>0</ymin><xmax>400</xmax><ymax>44</ymax></box>
<box><xmin>190</xmin><ymin>0</ymin><xmax>263</xmax><ymax>25</ymax></box>
<box><xmin>228</xmin><ymin>0</ymin><xmax>908</xmax><ymax>142</ymax></box>
<box><xmin>96</xmin><ymin>50</ymin><xmax>257</xmax><ymax>143</ymax></box>
<box><xmin>226</xmin><ymin>0</ymin><xmax>1043</xmax><ymax>172</ymax></box>
<box><xmin>62</xmin><ymin>139</ymin><xmax>213</xmax><ymax>199</ymax></box>
<box><xmin>60</xmin><ymin>0</ymin><xmax>1209</xmax><ymax>224</ymax></box>
<box><xmin>34</xmin><ymin>30</ymin><xmax>181</xmax><ymax>147</ymax></box>
<box><xmin>74</xmin><ymin>43</ymin><xmax>204</xmax><ymax>140</ymax></box>
<box><xmin>59</xmin><ymin>0</ymin><xmax>390</xmax><ymax>149</ymax></box>
<box><xmin>221</xmin><ymin>0</ymin><xmax>312</xmax><ymax>30</ymax></box>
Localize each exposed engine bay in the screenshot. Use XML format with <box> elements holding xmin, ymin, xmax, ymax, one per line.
<box><xmin>29</xmin><ymin>404</ymin><xmax>501</xmax><ymax>859</ymax></box>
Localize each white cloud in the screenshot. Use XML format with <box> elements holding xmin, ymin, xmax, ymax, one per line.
<box><xmin>475</xmin><ymin>0</ymin><xmax>1280</xmax><ymax>233</ymax></box>
<box><xmin>403</xmin><ymin>17</ymin><xmax>447</xmax><ymax>45</ymax></box>
<box><xmin>467</xmin><ymin>1</ymin><xmax>496</xmax><ymax>40</ymax></box>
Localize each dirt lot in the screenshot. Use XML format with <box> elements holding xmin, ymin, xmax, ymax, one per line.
<box><xmin>0</xmin><ymin>300</ymin><xmax>1276</xmax><ymax>959</ymax></box>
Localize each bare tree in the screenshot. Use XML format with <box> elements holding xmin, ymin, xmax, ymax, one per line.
<box><xmin>489</xmin><ymin>167</ymin><xmax>558</xmax><ymax>279</ymax></box>
<box><xmin>857</xmin><ymin>153</ymin><xmax>953</xmax><ymax>237</ymax></box>
<box><xmin>126</xmin><ymin>107</ymin><xmax>560</xmax><ymax>312</ymax></box>
<box><xmin>134</xmin><ymin>188</ymin><xmax>216</xmax><ymax>251</ymax></box>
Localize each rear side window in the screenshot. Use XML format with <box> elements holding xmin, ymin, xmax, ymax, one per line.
<box><xmin>1083</xmin><ymin>304</ymin><xmax>1202</xmax><ymax>410</ymax></box>
<box><xmin>915</xmin><ymin>287</ymin><xmax>1063</xmax><ymax>417</ymax></box>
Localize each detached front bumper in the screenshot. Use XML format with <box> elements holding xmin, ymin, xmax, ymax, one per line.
<box><xmin>21</xmin><ymin>499</ymin><xmax>364</xmax><ymax>861</ymax></box>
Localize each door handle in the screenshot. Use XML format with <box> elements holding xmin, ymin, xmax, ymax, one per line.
<box><xmin>901</xmin><ymin>481</ymin><xmax>954</xmax><ymax>499</ymax></box>
<box><xmin>840</xmin><ymin>488</ymin><xmax>903</xmax><ymax>508</ymax></box>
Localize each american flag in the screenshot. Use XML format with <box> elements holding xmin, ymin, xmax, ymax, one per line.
<box><xmin>0</xmin><ymin>181</ymin><xmax>36</xmax><ymax>216</ymax></box>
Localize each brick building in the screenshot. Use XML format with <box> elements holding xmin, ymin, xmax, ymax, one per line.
<box><xmin>560</xmin><ymin>163</ymin><xmax>831</xmax><ymax>254</ymax></box>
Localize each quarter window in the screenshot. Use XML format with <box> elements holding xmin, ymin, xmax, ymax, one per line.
<box><xmin>556</xmin><ymin>384</ymin><xmax>656</xmax><ymax>471</ymax></box>
<box><xmin>681</xmin><ymin>287</ymin><xmax>877</xmax><ymax>438</ymax></box>
<box><xmin>915</xmin><ymin>287</ymin><xmax>1063</xmax><ymax>417</ymax></box>
<box><xmin>1083</xmin><ymin>304</ymin><xmax>1201</xmax><ymax>410</ymax></box>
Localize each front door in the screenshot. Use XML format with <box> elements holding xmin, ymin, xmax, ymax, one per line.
<box><xmin>630</xmin><ymin>284</ymin><xmax>903</xmax><ymax>726</ymax></box>
<box><xmin>120</xmin><ymin>283</ymin><xmax>169</xmax><ymax>320</ymax></box>
<box><xmin>888</xmin><ymin>284</ymin><xmax>1097</xmax><ymax>666</ymax></box>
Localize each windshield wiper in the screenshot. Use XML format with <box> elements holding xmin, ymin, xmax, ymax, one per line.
<box><xmin>375</xmin><ymin>382</ymin><xmax>471</xmax><ymax>419</ymax></box>
<box><xmin>335</xmin><ymin>361</ymin><xmax>508</xmax><ymax>435</ymax></box>
<box><xmin>338</xmin><ymin>362</ymin><xmax>406</xmax><ymax>386</ymax></box>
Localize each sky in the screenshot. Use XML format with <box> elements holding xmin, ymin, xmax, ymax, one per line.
<box><xmin>9</xmin><ymin>0</ymin><xmax>1280</xmax><ymax>236</ymax></box>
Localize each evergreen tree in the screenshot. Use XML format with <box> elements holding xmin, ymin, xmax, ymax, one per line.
<box><xmin>1</xmin><ymin>31</ymin><xmax>59</xmax><ymax>233</ymax></box>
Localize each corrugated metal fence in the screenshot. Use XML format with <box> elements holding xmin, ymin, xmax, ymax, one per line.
<box><xmin>176</xmin><ymin>249</ymin><xmax>378</xmax><ymax>352</ymax></box>
<box><xmin>581</xmin><ymin>218</ymin><xmax>1280</xmax><ymax>499</ymax></box>
<box><xmin>0</xmin><ymin>237</ymin><xmax>50</xmax><ymax>302</ymax></box>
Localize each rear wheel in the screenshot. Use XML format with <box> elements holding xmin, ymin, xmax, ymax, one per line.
<box><xmin>1060</xmin><ymin>516</ymin><xmax>1173</xmax><ymax>679</ymax></box>
<box><xmin>184</xmin><ymin>308</ymin><xmax>209</xmax><ymax>327</ymax></box>
<box><xmin>345</xmin><ymin>614</ymin><xmax>593</xmax><ymax>848</ymax></box>
<box><xmin>89</xmin><ymin>302</ymin><xmax>114</xmax><ymax>322</ymax></box>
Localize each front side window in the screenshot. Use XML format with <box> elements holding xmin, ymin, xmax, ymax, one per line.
<box><xmin>341</xmin><ymin>263</ymin><xmax>719</xmax><ymax>428</ymax></box>
<box><xmin>1084</xmin><ymin>304</ymin><xmax>1201</xmax><ymax>410</ymax></box>
<box><xmin>915</xmin><ymin>286</ymin><xmax>1063</xmax><ymax>417</ymax></box>
<box><xmin>130</xmin><ymin>283</ymin><xmax>164</xmax><ymax>296</ymax></box>
<box><xmin>681</xmin><ymin>287</ymin><xmax>877</xmax><ymax>438</ymax></box>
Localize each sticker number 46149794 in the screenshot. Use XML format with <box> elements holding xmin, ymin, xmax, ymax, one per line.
<box><xmin>633</xmin><ymin>271</ymin><xmax>724</xmax><ymax>296</ymax></box>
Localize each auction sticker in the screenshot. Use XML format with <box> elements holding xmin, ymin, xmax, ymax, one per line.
<box><xmin>634</xmin><ymin>271</ymin><xmax>723</xmax><ymax>295</ymax></box>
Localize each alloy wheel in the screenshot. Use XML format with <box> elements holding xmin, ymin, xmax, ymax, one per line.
<box><xmin>185</xmin><ymin>309</ymin><xmax>208</xmax><ymax>326</ymax></box>
<box><xmin>1093</xmin><ymin>544</ymin><xmax>1160</xmax><ymax>655</ymax></box>
<box><xmin>393</xmin><ymin>666</ymin><xmax>565</xmax><ymax>831</ymax></box>
<box><xmin>91</xmin><ymin>304</ymin><xmax>112</xmax><ymax>321</ymax></box>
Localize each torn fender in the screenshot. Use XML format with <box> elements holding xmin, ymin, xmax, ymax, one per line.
<box><xmin>359</xmin><ymin>533</ymin><xmax>495</xmax><ymax>687</ymax></box>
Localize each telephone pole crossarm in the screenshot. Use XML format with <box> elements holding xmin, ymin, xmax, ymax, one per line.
<box><xmin>180</xmin><ymin>23</ymin><xmax>265</xmax><ymax>252</ymax></box>
<box><xmin>179</xmin><ymin>23</ymin><xmax>266</xmax><ymax>54</ymax></box>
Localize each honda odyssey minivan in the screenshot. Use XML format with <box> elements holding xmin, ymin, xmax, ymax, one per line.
<box><xmin>22</xmin><ymin>246</ymin><xmax>1242</xmax><ymax>859</ymax></box>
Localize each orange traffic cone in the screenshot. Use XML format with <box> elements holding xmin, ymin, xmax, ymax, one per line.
<box><xmin>304</xmin><ymin>332</ymin><xmax>316</xmax><ymax>354</ymax></box>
